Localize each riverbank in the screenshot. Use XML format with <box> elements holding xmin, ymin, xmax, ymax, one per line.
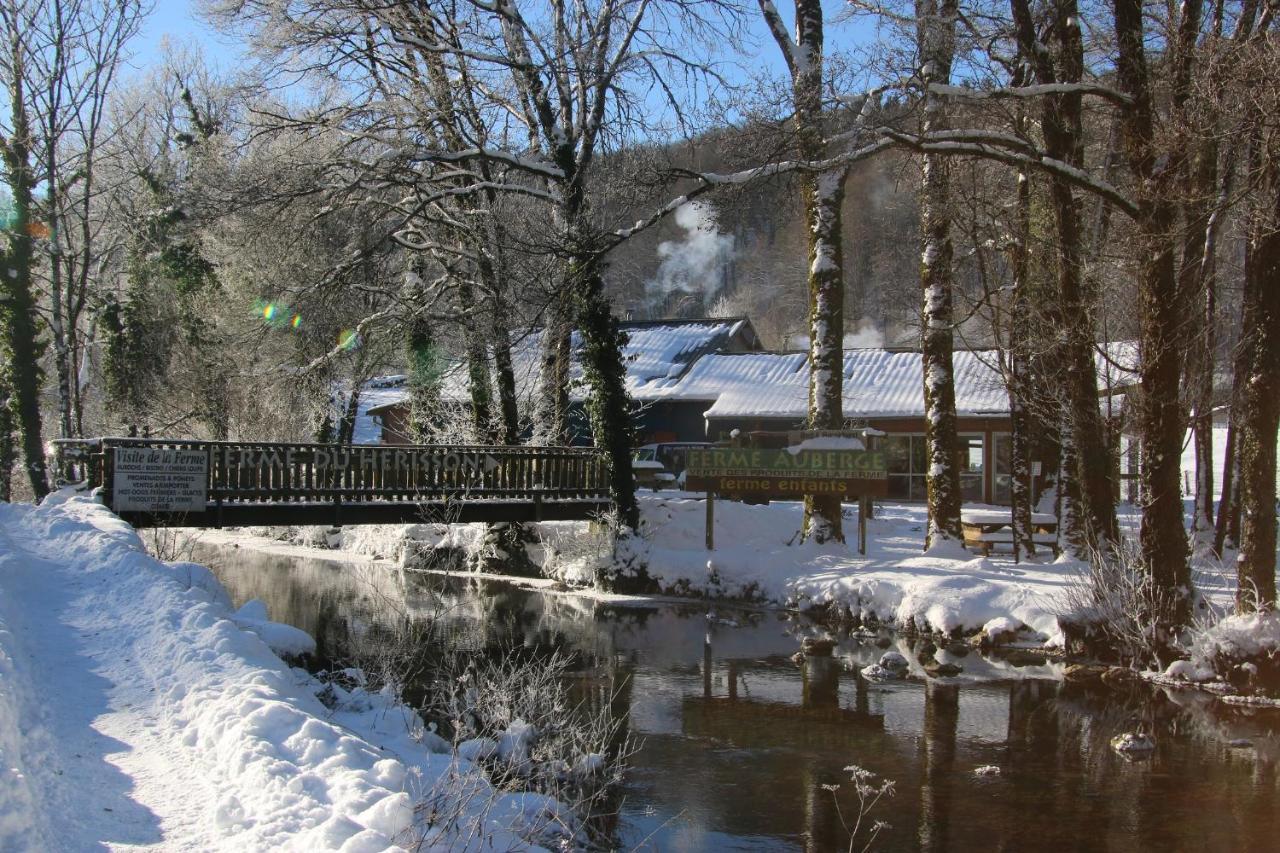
<box><xmin>243</xmin><ymin>493</ymin><xmax>1239</xmax><ymax>648</ymax></box>
<box><xmin>0</xmin><ymin>493</ymin><xmax>568</xmax><ymax>852</ymax></box>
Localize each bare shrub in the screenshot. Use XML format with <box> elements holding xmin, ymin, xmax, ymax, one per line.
<box><xmin>419</xmin><ymin>648</ymin><xmax>636</xmax><ymax>848</ymax></box>
<box><xmin>143</xmin><ymin>524</ymin><xmax>202</xmax><ymax>562</ymax></box>
<box><xmin>1058</xmin><ymin>539</ymin><xmax>1188</xmax><ymax>668</ymax></box>
<box><xmin>539</xmin><ymin>516</ymin><xmax>615</xmax><ymax>585</ymax></box>
<box><xmin>313</xmin><ymin>563</ymin><xmax>633</xmax><ymax>849</ymax></box>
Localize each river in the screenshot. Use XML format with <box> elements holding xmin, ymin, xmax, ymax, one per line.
<box><xmin>195</xmin><ymin>539</ymin><xmax>1280</xmax><ymax>852</ymax></box>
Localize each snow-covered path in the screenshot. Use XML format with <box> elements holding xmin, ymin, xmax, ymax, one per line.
<box><xmin>0</xmin><ymin>512</ymin><xmax>217</xmax><ymax>850</ymax></box>
<box><xmin>0</xmin><ymin>495</ymin><xmax>564</xmax><ymax>852</ymax></box>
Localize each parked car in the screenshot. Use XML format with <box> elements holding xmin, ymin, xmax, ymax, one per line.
<box><xmin>632</xmin><ymin>447</ymin><xmax>671</xmax><ymax>490</ymax></box>
<box><xmin>633</xmin><ymin>442</ymin><xmax>710</xmax><ymax>490</ymax></box>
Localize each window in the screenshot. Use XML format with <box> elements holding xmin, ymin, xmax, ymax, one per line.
<box><xmin>959</xmin><ymin>434</ymin><xmax>984</xmax><ymax>503</ymax></box>
<box><xmin>877</xmin><ymin>433</ymin><xmax>989</xmax><ymax>503</ymax></box>
<box><xmin>881</xmin><ymin>435</ymin><xmax>931</xmax><ymax>501</ymax></box>
<box><xmin>993</xmin><ymin>434</ymin><xmax>1012</xmax><ymax>505</ymax></box>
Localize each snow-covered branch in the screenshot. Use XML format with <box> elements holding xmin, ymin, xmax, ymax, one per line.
<box><xmin>756</xmin><ymin>0</ymin><xmax>798</xmax><ymax>73</ymax></box>
<box><xmin>880</xmin><ymin>128</ymin><xmax>1139</xmax><ymax>218</ymax></box>
<box><xmin>927</xmin><ymin>82</ymin><xmax>1134</xmax><ymax>107</ymax></box>
<box><xmin>608</xmin><ymin>138</ymin><xmax>894</xmax><ymax>243</ymax></box>
<box><xmin>409</xmin><ymin>147</ymin><xmax>564</xmax><ymax>180</ymax></box>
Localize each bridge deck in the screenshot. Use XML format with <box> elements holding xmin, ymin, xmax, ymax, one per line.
<box><xmin>54</xmin><ymin>438</ymin><xmax>612</xmax><ymax>528</ymax></box>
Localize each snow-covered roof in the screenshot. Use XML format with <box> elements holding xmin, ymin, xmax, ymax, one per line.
<box><xmin>365</xmin><ymin>318</ymin><xmax>758</xmax><ymax>412</ymax></box>
<box><xmin>699</xmin><ymin>349</ymin><xmax>1009</xmax><ymax>420</ymax></box>
<box><xmin>358</xmin><ymin>326</ymin><xmax>1144</xmax><ymax>436</ymax></box>
<box><xmin>353</xmin><ymin>375</ymin><xmax>410</xmax><ymax>442</ymax></box>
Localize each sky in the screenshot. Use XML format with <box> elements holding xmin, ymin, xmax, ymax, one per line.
<box><xmin>130</xmin><ymin>0</ymin><xmax>243</xmax><ymax>75</ymax></box>
<box><xmin>127</xmin><ymin>0</ymin><xmax>880</xmax><ymax>95</ymax></box>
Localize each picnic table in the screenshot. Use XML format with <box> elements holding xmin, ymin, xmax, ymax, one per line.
<box><xmin>960</xmin><ymin>507</ymin><xmax>1059</xmax><ymax>556</ymax></box>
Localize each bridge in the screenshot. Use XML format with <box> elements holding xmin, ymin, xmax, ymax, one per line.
<box><xmin>53</xmin><ymin>438</ymin><xmax>612</xmax><ymax>529</ymax></box>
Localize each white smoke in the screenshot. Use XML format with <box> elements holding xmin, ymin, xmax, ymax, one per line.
<box><xmin>646</xmin><ymin>202</ymin><xmax>735</xmax><ymax>304</ymax></box>
<box><xmin>843</xmin><ymin>318</ymin><xmax>885</xmax><ymax>349</ymax></box>
<box><xmin>788</xmin><ymin>319</ymin><xmax>887</xmax><ymax>351</ymax></box>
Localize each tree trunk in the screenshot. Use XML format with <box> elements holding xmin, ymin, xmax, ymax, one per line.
<box><xmin>1008</xmin><ymin>167</ymin><xmax>1035</xmax><ymax>560</ymax></box>
<box><xmin>461</xmin><ymin>279</ymin><xmax>496</xmax><ymax>443</ymax></box>
<box><xmin>1213</xmin><ymin>419</ymin><xmax>1238</xmax><ymax>556</ymax></box>
<box><xmin>1114</xmin><ymin>0</ymin><xmax>1198</xmax><ymax>628</ymax></box>
<box><xmin>1182</xmin><ymin>141</ymin><xmax>1224</xmax><ymax>542</ymax></box>
<box><xmin>49</xmin><ymin>268</ymin><xmax>76</xmax><ymax>440</ymax></box>
<box><xmin>917</xmin><ymin>0</ymin><xmax>963</xmax><ymax>547</ymax></box>
<box><xmin>492</xmin><ymin>328</ymin><xmax>520</xmax><ymax>445</ymax></box>
<box><xmin>1233</xmin><ymin>174</ymin><xmax>1280</xmax><ymax>611</ymax></box>
<box><xmin>761</xmin><ymin>0</ymin><xmax>849</xmax><ymax>543</ymax></box>
<box><xmin>0</xmin><ymin>370</ymin><xmax>14</xmax><ymax>501</ymax></box>
<box><xmin>535</xmin><ymin>304</ymin><xmax>572</xmax><ymax>446</ymax></box>
<box><xmin>337</xmin><ymin>387</ymin><xmax>360</xmax><ymax>445</ymax></box>
<box><xmin>571</xmin><ymin>258</ymin><xmax>639</xmax><ymax>529</ymax></box>
<box><xmin>490</xmin><ymin>294</ymin><xmax>521</xmax><ymax>446</ymax></box>
<box><xmin>1010</xmin><ymin>0</ymin><xmax>1117</xmax><ymax>554</ymax></box>
<box><xmin>0</xmin><ymin>51</ymin><xmax>50</xmax><ymax>500</ymax></box>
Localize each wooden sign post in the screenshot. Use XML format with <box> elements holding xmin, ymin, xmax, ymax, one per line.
<box><xmin>687</xmin><ymin>433</ymin><xmax>888</xmax><ymax>555</ymax></box>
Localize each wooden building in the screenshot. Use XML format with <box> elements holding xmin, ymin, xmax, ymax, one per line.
<box><xmin>356</xmin><ymin>320</ymin><xmax>1138</xmax><ymax>506</ymax></box>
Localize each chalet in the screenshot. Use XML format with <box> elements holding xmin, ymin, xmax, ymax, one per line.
<box><xmin>359</xmin><ymin>317</ymin><xmax>1138</xmax><ymax>506</ymax></box>
<box><xmin>359</xmin><ymin>317</ymin><xmax>762</xmax><ymax>446</ymax></box>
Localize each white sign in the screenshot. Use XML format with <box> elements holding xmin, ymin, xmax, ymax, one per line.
<box><xmin>112</xmin><ymin>447</ymin><xmax>208</xmax><ymax>513</ymax></box>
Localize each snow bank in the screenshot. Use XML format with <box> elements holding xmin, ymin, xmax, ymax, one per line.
<box><xmin>232</xmin><ymin>599</ymin><xmax>317</xmax><ymax>657</ymax></box>
<box><xmin>251</xmin><ymin>494</ymin><xmax>1086</xmax><ymax>643</ymax></box>
<box><xmin>0</xmin><ymin>493</ymin><xmax>565</xmax><ymax>851</ymax></box>
<box><xmin>634</xmin><ymin>495</ymin><xmax>1080</xmax><ymax>642</ymax></box>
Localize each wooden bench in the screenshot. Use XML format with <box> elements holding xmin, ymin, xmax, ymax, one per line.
<box><xmin>961</xmin><ymin>508</ymin><xmax>1059</xmax><ymax>556</ymax></box>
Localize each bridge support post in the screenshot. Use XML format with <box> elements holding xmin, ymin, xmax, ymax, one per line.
<box><xmin>705</xmin><ymin>492</ymin><xmax>715</xmax><ymax>550</ymax></box>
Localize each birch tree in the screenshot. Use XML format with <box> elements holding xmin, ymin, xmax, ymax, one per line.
<box><xmin>915</xmin><ymin>0</ymin><xmax>964</xmax><ymax>547</ymax></box>
<box><xmin>755</xmin><ymin>0</ymin><xmax>853</xmax><ymax>542</ymax></box>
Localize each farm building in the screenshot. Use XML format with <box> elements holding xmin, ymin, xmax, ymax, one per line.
<box><xmin>360</xmin><ymin>318</ymin><xmax>762</xmax><ymax>445</ymax></box>
<box><xmin>357</xmin><ymin>318</ymin><xmax>1137</xmax><ymax>506</ymax></box>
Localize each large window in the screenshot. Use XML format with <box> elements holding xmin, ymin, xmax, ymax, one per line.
<box><xmin>883</xmin><ymin>434</ymin><xmax>926</xmax><ymax>500</ymax></box>
<box><xmin>880</xmin><ymin>433</ymin><xmax>987</xmax><ymax>503</ymax></box>
<box><xmin>993</xmin><ymin>433</ymin><xmax>1012</xmax><ymax>505</ymax></box>
<box><xmin>960</xmin><ymin>435</ymin><xmax>985</xmax><ymax>502</ymax></box>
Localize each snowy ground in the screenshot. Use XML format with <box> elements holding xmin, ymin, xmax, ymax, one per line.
<box><xmin>621</xmin><ymin>495</ymin><xmax>1225</xmax><ymax>644</ymax></box>
<box><xmin>0</xmin><ymin>493</ymin><xmax>569</xmax><ymax>852</ymax></box>
<box><xmin>253</xmin><ymin>494</ymin><xmax>1240</xmax><ymax>650</ymax></box>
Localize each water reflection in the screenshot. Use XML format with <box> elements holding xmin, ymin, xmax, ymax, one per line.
<box><xmin>196</xmin><ymin>542</ymin><xmax>1280</xmax><ymax>852</ymax></box>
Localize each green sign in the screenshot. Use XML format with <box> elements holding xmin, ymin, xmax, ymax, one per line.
<box><xmin>685</xmin><ymin>446</ymin><xmax>888</xmax><ymax>498</ymax></box>
<box><xmin>685</xmin><ymin>447</ymin><xmax>887</xmax><ymax>480</ymax></box>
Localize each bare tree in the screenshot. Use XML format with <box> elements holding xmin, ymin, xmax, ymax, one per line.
<box><xmin>33</xmin><ymin>0</ymin><xmax>144</xmax><ymax>439</ymax></box>
<box><xmin>755</xmin><ymin>0</ymin><xmax>857</xmax><ymax>542</ymax></box>
<box><xmin>915</xmin><ymin>0</ymin><xmax>965</xmax><ymax>547</ymax></box>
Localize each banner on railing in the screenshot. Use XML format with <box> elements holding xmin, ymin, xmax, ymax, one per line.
<box><xmin>113</xmin><ymin>447</ymin><xmax>209</xmax><ymax>512</ymax></box>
